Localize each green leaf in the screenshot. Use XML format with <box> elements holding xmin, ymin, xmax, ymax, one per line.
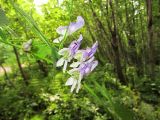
<box><xmin>113</xmin><ymin>101</ymin><xmax>135</xmax><ymax>120</ymax></box>
<box><xmin>30</xmin><ymin>115</ymin><xmax>44</xmax><ymax>120</ymax></box>
<box><xmin>0</xmin><ymin>9</ymin><xmax>9</xmax><ymax>26</ymax></box>
<box><xmin>0</xmin><ymin>28</ymin><xmax>7</xmax><ymax>40</ymax></box>
<box><xmin>9</xmin><ymin>0</ymin><xmax>58</xmax><ymax>60</ymax></box>
<box><xmin>36</xmin><ymin>44</ymin><xmax>51</xmax><ymax>59</ymax></box>
<box><xmin>33</xmin><ymin>43</ymin><xmax>53</xmax><ymax>63</ymax></box>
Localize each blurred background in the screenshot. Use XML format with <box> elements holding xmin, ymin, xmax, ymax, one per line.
<box><xmin>0</xmin><ymin>0</ymin><xmax>160</xmax><ymax>120</ymax></box>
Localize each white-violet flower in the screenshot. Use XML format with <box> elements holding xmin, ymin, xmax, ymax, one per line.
<box><xmin>53</xmin><ymin>16</ymin><xmax>85</xmax><ymax>43</ymax></box>
<box><xmin>56</xmin><ymin>34</ymin><xmax>83</xmax><ymax>72</ymax></box>
<box><xmin>65</xmin><ymin>57</ymin><xmax>98</xmax><ymax>93</ymax></box>
<box><xmin>55</xmin><ymin>16</ymin><xmax>98</xmax><ymax>93</ymax></box>
<box><xmin>70</xmin><ymin>41</ymin><xmax>98</xmax><ymax>68</ymax></box>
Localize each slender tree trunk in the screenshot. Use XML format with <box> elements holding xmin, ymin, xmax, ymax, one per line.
<box><xmin>138</xmin><ymin>0</ymin><xmax>147</xmax><ymax>75</ymax></box>
<box><xmin>13</xmin><ymin>46</ymin><xmax>28</xmax><ymax>85</ymax></box>
<box><xmin>159</xmin><ymin>0</ymin><xmax>160</xmax><ymax>13</ymax></box>
<box><xmin>109</xmin><ymin>0</ymin><xmax>127</xmax><ymax>85</ymax></box>
<box><xmin>89</xmin><ymin>0</ymin><xmax>113</xmax><ymax>63</ymax></box>
<box><xmin>1</xmin><ymin>64</ymin><xmax>9</xmax><ymax>80</ymax></box>
<box><xmin>146</xmin><ymin>0</ymin><xmax>154</xmax><ymax>78</ymax></box>
<box><xmin>89</xmin><ymin>0</ymin><xmax>108</xmax><ymax>37</ymax></box>
<box><xmin>1</xmin><ymin>64</ymin><xmax>15</xmax><ymax>87</ymax></box>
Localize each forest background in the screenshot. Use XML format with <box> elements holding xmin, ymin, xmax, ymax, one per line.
<box><xmin>0</xmin><ymin>0</ymin><xmax>160</xmax><ymax>120</ymax></box>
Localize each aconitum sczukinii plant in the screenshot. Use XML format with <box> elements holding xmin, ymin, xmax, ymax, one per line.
<box><xmin>55</xmin><ymin>16</ymin><xmax>98</xmax><ymax>93</ymax></box>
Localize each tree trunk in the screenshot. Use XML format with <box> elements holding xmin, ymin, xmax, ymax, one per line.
<box><xmin>13</xmin><ymin>46</ymin><xmax>28</xmax><ymax>85</ymax></box>
<box><xmin>146</xmin><ymin>0</ymin><xmax>154</xmax><ymax>79</ymax></box>
<box><xmin>109</xmin><ymin>0</ymin><xmax>127</xmax><ymax>85</ymax></box>
<box><xmin>0</xmin><ymin>64</ymin><xmax>14</xmax><ymax>86</ymax></box>
<box><xmin>89</xmin><ymin>0</ymin><xmax>114</xmax><ymax>63</ymax></box>
<box><xmin>1</xmin><ymin>64</ymin><xmax>9</xmax><ymax>80</ymax></box>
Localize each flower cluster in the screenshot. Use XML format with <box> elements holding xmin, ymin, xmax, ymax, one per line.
<box><xmin>54</xmin><ymin>16</ymin><xmax>98</xmax><ymax>93</ymax></box>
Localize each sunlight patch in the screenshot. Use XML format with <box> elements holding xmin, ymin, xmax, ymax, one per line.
<box><xmin>34</xmin><ymin>0</ymin><xmax>48</xmax><ymax>6</ymax></box>
<box><xmin>34</xmin><ymin>0</ymin><xmax>48</xmax><ymax>15</ymax></box>
<box><xmin>58</xmin><ymin>0</ymin><xmax>64</xmax><ymax>5</ymax></box>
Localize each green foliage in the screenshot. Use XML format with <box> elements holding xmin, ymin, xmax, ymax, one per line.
<box><xmin>0</xmin><ymin>0</ymin><xmax>160</xmax><ymax>120</ymax></box>
<box><xmin>9</xmin><ymin>0</ymin><xmax>58</xmax><ymax>62</ymax></box>
<box><xmin>84</xmin><ymin>70</ymin><xmax>136</xmax><ymax>120</ymax></box>
<box><xmin>0</xmin><ymin>9</ymin><xmax>9</xmax><ymax>26</ymax></box>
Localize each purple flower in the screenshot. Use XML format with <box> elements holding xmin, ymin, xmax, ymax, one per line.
<box><xmin>74</xmin><ymin>41</ymin><xmax>98</xmax><ymax>62</ymax></box>
<box><xmin>53</xmin><ymin>16</ymin><xmax>84</xmax><ymax>43</ymax></box>
<box><xmin>54</xmin><ymin>16</ymin><xmax>98</xmax><ymax>93</ymax></box>
<box><xmin>69</xmin><ymin>34</ymin><xmax>83</xmax><ymax>56</ymax></box>
<box><xmin>56</xmin><ymin>35</ymin><xmax>83</xmax><ymax>72</ymax></box>
<box><xmin>65</xmin><ymin>57</ymin><xmax>98</xmax><ymax>93</ymax></box>
<box><xmin>57</xmin><ymin>16</ymin><xmax>84</xmax><ymax>35</ymax></box>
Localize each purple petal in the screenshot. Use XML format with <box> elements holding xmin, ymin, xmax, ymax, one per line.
<box><xmin>69</xmin><ymin>34</ymin><xmax>83</xmax><ymax>49</ymax></box>
<box><xmin>92</xmin><ymin>41</ymin><xmax>98</xmax><ymax>49</ymax></box>
<box><xmin>69</xmin><ymin>34</ymin><xmax>83</xmax><ymax>56</ymax></box>
<box><xmin>86</xmin><ymin>56</ymin><xmax>95</xmax><ymax>63</ymax></box>
<box><xmin>83</xmin><ymin>50</ymin><xmax>89</xmax><ymax>58</ymax></box>
<box><xmin>84</xmin><ymin>67</ymin><xmax>91</xmax><ymax>74</ymax></box>
<box><xmin>56</xmin><ymin>16</ymin><xmax>84</xmax><ymax>36</ymax></box>
<box><xmin>79</xmin><ymin>41</ymin><xmax>98</xmax><ymax>62</ymax></box>
<box><xmin>78</xmin><ymin>57</ymin><xmax>98</xmax><ymax>75</ymax></box>
<box><xmin>90</xmin><ymin>60</ymin><xmax>98</xmax><ymax>71</ymax></box>
<box><xmin>88</xmin><ymin>41</ymin><xmax>98</xmax><ymax>58</ymax></box>
<box><xmin>77</xmin><ymin>34</ymin><xmax>83</xmax><ymax>42</ymax></box>
<box><xmin>56</xmin><ymin>26</ymin><xmax>68</xmax><ymax>35</ymax></box>
<box><xmin>67</xmin><ymin>16</ymin><xmax>85</xmax><ymax>35</ymax></box>
<box><xmin>79</xmin><ymin>63</ymin><xmax>88</xmax><ymax>75</ymax></box>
